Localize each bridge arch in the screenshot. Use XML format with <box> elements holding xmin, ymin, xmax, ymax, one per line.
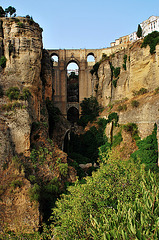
<box><xmin>67</xmin><ymin>106</ymin><xmax>79</xmax><ymax>123</ymax></box>
<box><xmin>47</xmin><ymin>48</ymin><xmax>106</xmax><ymax>117</ymax></box>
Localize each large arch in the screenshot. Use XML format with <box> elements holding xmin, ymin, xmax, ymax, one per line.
<box><xmin>67</xmin><ymin>61</ymin><xmax>79</xmax><ymax>103</ymax></box>
<box><xmin>67</xmin><ymin>106</ymin><xmax>79</xmax><ymax>123</ymax></box>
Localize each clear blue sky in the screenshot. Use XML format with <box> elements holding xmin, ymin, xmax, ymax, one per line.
<box><xmin>1</xmin><ymin>0</ymin><xmax>159</xmax><ymax>49</ymax></box>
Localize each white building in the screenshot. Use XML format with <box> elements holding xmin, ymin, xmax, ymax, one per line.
<box><xmin>110</xmin><ymin>16</ymin><xmax>159</xmax><ymax>47</ymax></box>
<box><xmin>141</xmin><ymin>16</ymin><xmax>159</xmax><ymax>37</ymax></box>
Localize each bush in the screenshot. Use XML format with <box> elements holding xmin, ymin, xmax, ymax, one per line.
<box><xmin>90</xmin><ymin>62</ymin><xmax>100</xmax><ymax>77</ymax></box>
<box><xmin>58</xmin><ymin>163</ymin><xmax>68</xmax><ymax>178</ymax></box>
<box><xmin>113</xmin><ymin>67</ymin><xmax>120</xmax><ymax>78</ymax></box>
<box><xmin>123</xmin><ymin>54</ymin><xmax>127</xmax><ymax>70</ymax></box>
<box><xmin>6</xmin><ymin>87</ymin><xmax>20</xmax><ymax>101</ymax></box>
<box><xmin>29</xmin><ymin>183</ymin><xmax>40</xmax><ymax>202</ymax></box>
<box><xmin>0</xmin><ymin>56</ymin><xmax>7</xmax><ymax>68</ymax></box>
<box><xmin>131</xmin><ymin>100</ymin><xmax>139</xmax><ymax>108</ymax></box>
<box><xmin>50</xmin><ymin>158</ymin><xmax>159</xmax><ymax>240</ymax></box>
<box><xmin>112</xmin><ymin>79</ymin><xmax>118</xmax><ymax>88</ymax></box>
<box><xmin>0</xmin><ymin>85</ymin><xmax>4</xmax><ymax>98</ymax></box>
<box><xmin>78</xmin><ymin>96</ymin><xmax>101</xmax><ymax>127</ymax></box>
<box><xmin>133</xmin><ymin>88</ymin><xmax>148</xmax><ymax>96</ymax></box>
<box><xmin>117</xmin><ymin>104</ymin><xmax>127</xmax><ymax>111</ymax></box>
<box><xmin>17</xmin><ymin>22</ymin><xmax>24</xmax><ymax>28</ymax></box>
<box><xmin>123</xmin><ymin>123</ymin><xmax>140</xmax><ymax>141</ymax></box>
<box><xmin>131</xmin><ymin>124</ymin><xmax>158</xmax><ymax>171</ymax></box>
<box><xmin>10</xmin><ymin>180</ymin><xmax>23</xmax><ymax>189</ymax></box>
<box><xmin>141</xmin><ymin>31</ymin><xmax>159</xmax><ymax>54</ymax></box>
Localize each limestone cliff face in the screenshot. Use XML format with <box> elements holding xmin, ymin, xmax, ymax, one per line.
<box><xmin>95</xmin><ymin>40</ymin><xmax>159</xmax><ymax>138</ymax></box>
<box><xmin>0</xmin><ymin>17</ymin><xmax>43</xmax><ymax>157</ymax></box>
<box><xmin>0</xmin><ymin>17</ymin><xmax>43</xmax><ymax>233</ymax></box>
<box><xmin>96</xmin><ymin>41</ymin><xmax>159</xmax><ymax>106</ymax></box>
<box><xmin>0</xmin><ymin>17</ymin><xmax>43</xmax><ymax>119</ymax></box>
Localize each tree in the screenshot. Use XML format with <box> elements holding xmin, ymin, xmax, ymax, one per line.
<box><xmin>5</xmin><ymin>6</ymin><xmax>16</xmax><ymax>17</ymax></box>
<box><xmin>0</xmin><ymin>6</ymin><xmax>5</xmax><ymax>17</ymax></box>
<box><xmin>137</xmin><ymin>24</ymin><xmax>142</xmax><ymax>38</ymax></box>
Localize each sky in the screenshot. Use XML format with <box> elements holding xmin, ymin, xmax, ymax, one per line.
<box><xmin>1</xmin><ymin>0</ymin><xmax>159</xmax><ymax>50</ymax></box>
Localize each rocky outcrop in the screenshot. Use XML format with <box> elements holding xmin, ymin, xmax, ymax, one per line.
<box><xmin>95</xmin><ymin>40</ymin><xmax>159</xmax><ymax>139</ymax></box>
<box><xmin>96</xmin><ymin>41</ymin><xmax>159</xmax><ymax>106</ymax></box>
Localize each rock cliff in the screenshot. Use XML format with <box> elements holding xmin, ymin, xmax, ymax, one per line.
<box><xmin>0</xmin><ymin>17</ymin><xmax>76</xmax><ymax>234</ymax></box>
<box><xmin>93</xmin><ymin>40</ymin><xmax>159</xmax><ymax>139</ymax></box>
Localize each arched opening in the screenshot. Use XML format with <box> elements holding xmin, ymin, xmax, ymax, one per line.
<box><xmin>67</xmin><ymin>107</ymin><xmax>79</xmax><ymax>123</ymax></box>
<box><xmin>51</xmin><ymin>54</ymin><xmax>59</xmax><ymax>66</ymax></box>
<box><xmin>67</xmin><ymin>61</ymin><xmax>79</xmax><ymax>103</ymax></box>
<box><xmin>87</xmin><ymin>53</ymin><xmax>95</xmax><ymax>66</ymax></box>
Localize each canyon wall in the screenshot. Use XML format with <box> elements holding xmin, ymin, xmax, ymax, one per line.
<box><xmin>94</xmin><ymin>40</ymin><xmax>159</xmax><ymax>138</ymax></box>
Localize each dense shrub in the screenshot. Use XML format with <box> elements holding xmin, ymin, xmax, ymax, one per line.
<box><xmin>0</xmin><ymin>85</ymin><xmax>4</xmax><ymax>98</ymax></box>
<box><xmin>113</xmin><ymin>67</ymin><xmax>120</xmax><ymax>78</ymax></box>
<box><xmin>0</xmin><ymin>56</ymin><xmax>7</xmax><ymax>68</ymax></box>
<box><xmin>133</xmin><ymin>88</ymin><xmax>148</xmax><ymax>96</ymax></box>
<box><xmin>78</xmin><ymin>96</ymin><xmax>101</xmax><ymax>127</ymax></box>
<box><xmin>117</xmin><ymin>104</ymin><xmax>127</xmax><ymax>111</ymax></box>
<box><xmin>131</xmin><ymin>100</ymin><xmax>139</xmax><ymax>108</ymax></box>
<box><xmin>131</xmin><ymin>124</ymin><xmax>158</xmax><ymax>171</ymax></box>
<box><xmin>141</xmin><ymin>31</ymin><xmax>159</xmax><ymax>54</ymax></box>
<box><xmin>123</xmin><ymin>54</ymin><xmax>127</xmax><ymax>70</ymax></box>
<box><xmin>123</xmin><ymin>123</ymin><xmax>140</xmax><ymax>141</ymax></box>
<box><xmin>90</xmin><ymin>62</ymin><xmax>100</xmax><ymax>77</ymax></box>
<box><xmin>6</xmin><ymin>87</ymin><xmax>20</xmax><ymax>101</ymax></box>
<box><xmin>50</xmin><ymin>157</ymin><xmax>159</xmax><ymax>240</ymax></box>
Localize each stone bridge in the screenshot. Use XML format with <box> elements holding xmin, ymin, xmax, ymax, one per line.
<box><xmin>47</xmin><ymin>48</ymin><xmax>116</xmax><ymax>119</ymax></box>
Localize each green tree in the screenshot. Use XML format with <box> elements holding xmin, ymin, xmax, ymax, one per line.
<box><xmin>5</xmin><ymin>6</ymin><xmax>16</xmax><ymax>17</ymax></box>
<box><xmin>137</xmin><ymin>24</ymin><xmax>142</xmax><ymax>38</ymax></box>
<box><xmin>0</xmin><ymin>6</ymin><xmax>5</xmax><ymax>17</ymax></box>
<box><xmin>78</xmin><ymin>96</ymin><xmax>101</xmax><ymax>127</ymax></box>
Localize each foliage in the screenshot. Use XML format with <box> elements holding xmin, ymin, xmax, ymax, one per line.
<box><xmin>154</xmin><ymin>87</ymin><xmax>159</xmax><ymax>94</ymax></box>
<box><xmin>58</xmin><ymin>163</ymin><xmax>68</xmax><ymax>178</ymax></box>
<box><xmin>90</xmin><ymin>62</ymin><xmax>100</xmax><ymax>77</ymax></box>
<box><xmin>50</xmin><ymin>157</ymin><xmax>159</xmax><ymax>240</ymax></box>
<box><xmin>117</xmin><ymin>104</ymin><xmax>127</xmax><ymax>111</ymax></box>
<box><xmin>0</xmin><ymin>56</ymin><xmax>7</xmax><ymax>68</ymax></box>
<box><xmin>6</xmin><ymin>87</ymin><xmax>20</xmax><ymax>101</ymax></box>
<box><xmin>123</xmin><ymin>54</ymin><xmax>127</xmax><ymax>70</ymax></box>
<box><xmin>21</xmin><ymin>87</ymin><xmax>31</xmax><ymax>100</ymax></box>
<box><xmin>131</xmin><ymin>124</ymin><xmax>158</xmax><ymax>171</ymax></box>
<box><xmin>5</xmin><ymin>6</ymin><xmax>16</xmax><ymax>17</ymax></box>
<box><xmin>107</xmin><ymin>112</ymin><xmax>119</xmax><ymax>126</ymax></box>
<box><xmin>123</xmin><ymin>123</ymin><xmax>140</xmax><ymax>141</ymax></box>
<box><xmin>0</xmin><ymin>85</ymin><xmax>3</xmax><ymax>98</ymax></box>
<box><xmin>137</xmin><ymin>24</ymin><xmax>142</xmax><ymax>38</ymax></box>
<box><xmin>113</xmin><ymin>67</ymin><xmax>120</xmax><ymax>78</ymax></box>
<box><xmin>112</xmin><ymin>78</ymin><xmax>118</xmax><ymax>88</ymax></box>
<box><xmin>112</xmin><ymin>131</ymin><xmax>123</xmax><ymax>147</ymax></box>
<box><xmin>10</xmin><ymin>180</ymin><xmax>23</xmax><ymax>189</ymax></box>
<box><xmin>133</xmin><ymin>87</ymin><xmax>148</xmax><ymax>96</ymax></box>
<box><xmin>17</xmin><ymin>21</ymin><xmax>24</xmax><ymax>28</ymax></box>
<box><xmin>30</xmin><ymin>147</ymin><xmax>49</xmax><ymax>165</ymax></box>
<box><xmin>78</xmin><ymin>96</ymin><xmax>101</xmax><ymax>127</ymax></box>
<box><xmin>29</xmin><ymin>183</ymin><xmax>40</xmax><ymax>202</ymax></box>
<box><xmin>141</xmin><ymin>31</ymin><xmax>159</xmax><ymax>54</ymax></box>
<box><xmin>131</xmin><ymin>100</ymin><xmax>139</xmax><ymax>108</ymax></box>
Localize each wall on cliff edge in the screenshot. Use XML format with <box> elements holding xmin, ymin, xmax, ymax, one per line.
<box><xmin>93</xmin><ymin>40</ymin><xmax>159</xmax><ymax>139</ymax></box>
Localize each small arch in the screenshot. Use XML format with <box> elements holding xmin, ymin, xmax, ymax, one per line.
<box><xmin>67</xmin><ymin>107</ymin><xmax>79</xmax><ymax>123</ymax></box>
<box><xmin>87</xmin><ymin>53</ymin><xmax>95</xmax><ymax>63</ymax></box>
<box><xmin>51</xmin><ymin>53</ymin><xmax>59</xmax><ymax>66</ymax></box>
<box><xmin>67</xmin><ymin>61</ymin><xmax>79</xmax><ymax>103</ymax></box>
